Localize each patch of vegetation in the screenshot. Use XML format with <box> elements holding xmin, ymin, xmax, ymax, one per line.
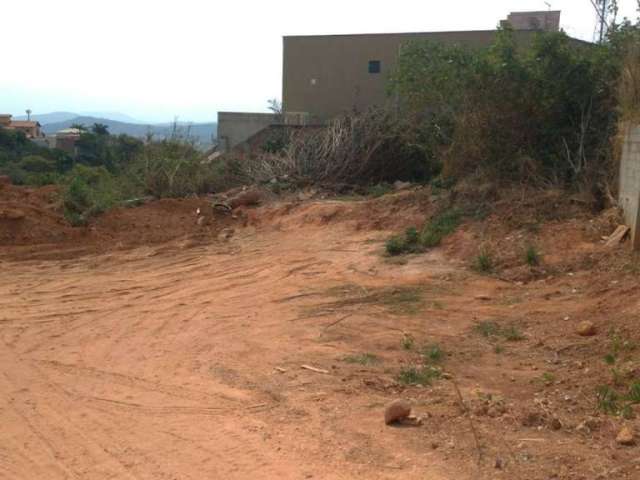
<box><xmin>421</xmin><ymin>343</ymin><xmax>445</xmax><ymax>363</ymax></box>
<box><xmin>474</xmin><ymin>320</ymin><xmax>525</xmax><ymax>342</ymax></box>
<box><xmin>385</xmin><ymin>227</ymin><xmax>422</xmax><ymax>256</ymax></box>
<box><xmin>62</xmin><ymin>165</ymin><xmax>121</xmax><ymax>226</ymax></box>
<box><xmin>343</xmin><ymin>353</ymin><xmax>380</xmax><ymax>365</ymax></box>
<box><xmin>525</xmin><ymin>245</ymin><xmax>542</xmax><ymax>266</ymax></box>
<box><xmin>474</xmin><ymin>321</ymin><xmax>501</xmax><ymax>338</ymax></box>
<box><xmin>366</xmin><ymin>183</ymin><xmax>393</xmax><ymax>198</ymax></box>
<box><xmin>541</xmin><ymin>372</ymin><xmax>556</xmax><ymax>385</ymax></box>
<box><xmin>402</xmin><ymin>333</ymin><xmax>415</xmax><ymax>351</ymax></box>
<box><xmin>420</xmin><ymin>209</ymin><xmax>462</xmax><ymax>248</ymax></box>
<box><xmin>397</xmin><ymin>365</ymin><xmax>442</xmax><ymax>386</ymax></box>
<box><xmin>473</xmin><ymin>250</ymin><xmax>493</xmax><ymax>273</ymax></box>
<box><xmin>596</xmin><ymin>382</ymin><xmax>640</xmax><ymax>419</ymax></box>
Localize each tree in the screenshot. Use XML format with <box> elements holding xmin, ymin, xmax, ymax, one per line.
<box><xmin>91</xmin><ymin>123</ymin><xmax>109</xmax><ymax>135</ymax></box>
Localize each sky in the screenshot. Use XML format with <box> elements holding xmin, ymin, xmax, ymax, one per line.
<box><xmin>1</xmin><ymin>0</ymin><xmax>638</xmax><ymax>123</ymax></box>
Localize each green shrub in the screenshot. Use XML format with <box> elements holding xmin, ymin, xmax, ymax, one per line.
<box><xmin>420</xmin><ymin>209</ymin><xmax>462</xmax><ymax>247</ymax></box>
<box><xmin>397</xmin><ymin>365</ymin><xmax>441</xmax><ymax>385</ymax></box>
<box><xmin>62</xmin><ymin>165</ymin><xmax>120</xmax><ymax>226</ymax></box>
<box><xmin>405</xmin><ymin>226</ymin><xmax>419</xmax><ymax>245</ymax></box>
<box><xmin>421</xmin><ymin>344</ymin><xmax>445</xmax><ymax>363</ymax></box>
<box><xmin>385</xmin><ymin>226</ymin><xmax>423</xmax><ymax>256</ymax></box>
<box><xmin>343</xmin><ymin>353</ymin><xmax>380</xmax><ymax>365</ymax></box>
<box><xmin>525</xmin><ymin>245</ymin><xmax>541</xmax><ymax>266</ymax></box>
<box><xmin>474</xmin><ymin>250</ymin><xmax>493</xmax><ymax>273</ymax></box>
<box><xmin>390</xmin><ymin>27</ymin><xmax>635</xmax><ymax>186</ymax></box>
<box><xmin>130</xmin><ymin>137</ymin><xmax>216</xmax><ymax>198</ymax></box>
<box><xmin>385</xmin><ymin>236</ymin><xmax>406</xmax><ymax>256</ymax></box>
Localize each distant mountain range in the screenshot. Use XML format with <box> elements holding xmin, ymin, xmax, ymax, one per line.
<box><xmin>14</xmin><ymin>112</ymin><xmax>217</xmax><ymax>146</ymax></box>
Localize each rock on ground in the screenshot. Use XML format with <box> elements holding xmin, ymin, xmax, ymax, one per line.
<box><xmin>616</xmin><ymin>426</ymin><xmax>635</xmax><ymax>446</ymax></box>
<box><xmin>384</xmin><ymin>399</ymin><xmax>412</xmax><ymax>425</ymax></box>
<box><xmin>576</xmin><ymin>321</ymin><xmax>597</xmax><ymax>337</ymax></box>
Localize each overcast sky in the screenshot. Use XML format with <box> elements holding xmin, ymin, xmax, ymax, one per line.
<box><xmin>1</xmin><ymin>0</ymin><xmax>638</xmax><ymax>123</ymax></box>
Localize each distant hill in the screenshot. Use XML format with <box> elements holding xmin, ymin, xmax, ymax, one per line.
<box><xmin>15</xmin><ymin>112</ymin><xmax>80</xmax><ymax>124</ymax></box>
<box><xmin>41</xmin><ymin>116</ymin><xmax>217</xmax><ymax>146</ymax></box>
<box><xmin>15</xmin><ymin>111</ymin><xmax>142</xmax><ymax>125</ymax></box>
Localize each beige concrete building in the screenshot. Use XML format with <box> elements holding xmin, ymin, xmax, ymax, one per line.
<box><xmin>219</xmin><ymin>10</ymin><xmax>569</xmax><ymax>152</ymax></box>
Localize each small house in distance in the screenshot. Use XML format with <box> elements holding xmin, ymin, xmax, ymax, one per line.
<box><xmin>0</xmin><ymin>114</ymin><xmax>44</xmax><ymax>139</ymax></box>
<box><xmin>218</xmin><ymin>10</ymin><xmax>570</xmax><ymax>153</ymax></box>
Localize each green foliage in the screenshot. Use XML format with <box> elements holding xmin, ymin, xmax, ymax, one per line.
<box><xmin>0</xmin><ymin>128</ymin><xmax>72</xmax><ymax>185</ymax></box>
<box><xmin>131</xmin><ymin>137</ymin><xmax>215</xmax><ymax>198</ymax></box>
<box><xmin>385</xmin><ymin>236</ymin><xmax>406</xmax><ymax>256</ymax></box>
<box><xmin>597</xmin><ymin>381</ymin><xmax>640</xmax><ymax>418</ymax></box>
<box><xmin>62</xmin><ymin>165</ymin><xmax>120</xmax><ymax>226</ymax></box>
<box><xmin>390</xmin><ymin>27</ymin><xmax>636</xmax><ymax>186</ymax></box>
<box><xmin>343</xmin><ymin>353</ymin><xmax>380</xmax><ymax>365</ymax></box>
<box><xmin>421</xmin><ymin>209</ymin><xmax>462</xmax><ymax>248</ymax></box>
<box><xmin>474</xmin><ymin>250</ymin><xmax>493</xmax><ymax>273</ymax></box>
<box><xmin>421</xmin><ymin>344</ymin><xmax>445</xmax><ymax>363</ymax></box>
<box><xmin>385</xmin><ymin>226</ymin><xmax>422</xmax><ymax>256</ymax></box>
<box><xmin>397</xmin><ymin>365</ymin><xmax>441</xmax><ymax>385</ymax></box>
<box><xmin>525</xmin><ymin>245</ymin><xmax>541</xmax><ymax>266</ymax></box>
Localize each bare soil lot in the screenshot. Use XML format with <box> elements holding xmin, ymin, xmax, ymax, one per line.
<box><xmin>1</xmin><ymin>188</ymin><xmax>640</xmax><ymax>479</ymax></box>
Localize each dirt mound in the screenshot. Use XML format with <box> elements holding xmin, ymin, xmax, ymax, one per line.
<box><xmin>442</xmin><ymin>188</ymin><xmax>628</xmax><ymax>281</ymax></box>
<box><xmin>0</xmin><ymin>184</ymin><xmax>81</xmax><ymax>247</ymax></box>
<box><xmin>246</xmin><ymin>189</ymin><xmax>431</xmax><ymax>233</ymax></box>
<box><xmin>0</xmin><ymin>184</ymin><xmax>236</xmax><ymax>259</ymax></box>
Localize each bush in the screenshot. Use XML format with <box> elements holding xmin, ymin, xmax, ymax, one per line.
<box><xmin>390</xmin><ymin>27</ymin><xmax>634</xmax><ymax>188</ymax></box>
<box><xmin>385</xmin><ymin>236</ymin><xmax>407</xmax><ymax>256</ymax></box>
<box><xmin>130</xmin><ymin>137</ymin><xmax>216</xmax><ymax>198</ymax></box>
<box><xmin>62</xmin><ymin>165</ymin><xmax>120</xmax><ymax>226</ymax></box>
<box><xmin>420</xmin><ymin>209</ymin><xmax>462</xmax><ymax>247</ymax></box>
<box><xmin>385</xmin><ymin>226</ymin><xmax>423</xmax><ymax>256</ymax></box>
<box><xmin>474</xmin><ymin>250</ymin><xmax>493</xmax><ymax>273</ymax></box>
<box><xmin>239</xmin><ymin>108</ymin><xmax>440</xmax><ymax>186</ymax></box>
<box><xmin>525</xmin><ymin>245</ymin><xmax>541</xmax><ymax>266</ymax></box>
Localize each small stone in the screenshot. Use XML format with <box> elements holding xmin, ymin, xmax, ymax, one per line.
<box><xmin>549</xmin><ymin>417</ymin><xmax>563</xmax><ymax>431</ymax></box>
<box><xmin>430</xmin><ymin>441</ymin><xmax>440</xmax><ymax>449</ymax></box>
<box><xmin>576</xmin><ymin>321</ymin><xmax>597</xmax><ymax>337</ymax></box>
<box><xmin>384</xmin><ymin>399</ymin><xmax>411</xmax><ymax>425</ymax></box>
<box><xmin>617</xmin><ymin>426</ymin><xmax>636</xmax><ymax>446</ymax></box>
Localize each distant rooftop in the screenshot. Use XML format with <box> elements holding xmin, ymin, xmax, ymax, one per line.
<box><xmin>284</xmin><ymin>11</ymin><xmax>562</xmax><ymax>39</ymax></box>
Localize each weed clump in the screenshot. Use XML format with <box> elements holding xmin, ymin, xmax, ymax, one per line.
<box><xmin>62</xmin><ymin>165</ymin><xmax>120</xmax><ymax>226</ymax></box>
<box><xmin>596</xmin><ymin>382</ymin><xmax>640</xmax><ymax>418</ymax></box>
<box><xmin>474</xmin><ymin>250</ymin><xmax>493</xmax><ymax>273</ymax></box>
<box><xmin>474</xmin><ymin>320</ymin><xmax>525</xmax><ymax>342</ymax></box>
<box><xmin>343</xmin><ymin>353</ymin><xmax>380</xmax><ymax>365</ymax></box>
<box><xmin>420</xmin><ymin>209</ymin><xmax>462</xmax><ymax>248</ymax></box>
<box><xmin>525</xmin><ymin>245</ymin><xmax>541</xmax><ymax>266</ymax></box>
<box><xmin>385</xmin><ymin>209</ymin><xmax>462</xmax><ymax>256</ymax></box>
<box><xmin>397</xmin><ymin>365</ymin><xmax>441</xmax><ymax>385</ymax></box>
<box><xmin>385</xmin><ymin>227</ymin><xmax>422</xmax><ymax>256</ymax></box>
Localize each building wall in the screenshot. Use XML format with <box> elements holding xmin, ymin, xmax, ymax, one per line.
<box><xmin>217</xmin><ymin>112</ymin><xmax>279</xmax><ymax>153</ymax></box>
<box><xmin>506</xmin><ymin>11</ymin><xmax>561</xmax><ymax>32</ymax></box>
<box><xmin>619</xmin><ymin>124</ymin><xmax>640</xmax><ymax>249</ymax></box>
<box><xmin>282</xmin><ymin>30</ymin><xmax>541</xmax><ymax>121</ymax></box>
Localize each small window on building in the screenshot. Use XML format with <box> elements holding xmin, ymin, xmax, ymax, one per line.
<box><xmin>368</xmin><ymin>60</ymin><xmax>381</xmax><ymax>74</ymax></box>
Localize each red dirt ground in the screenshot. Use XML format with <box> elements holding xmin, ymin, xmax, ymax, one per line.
<box><xmin>1</xmin><ymin>184</ymin><xmax>640</xmax><ymax>479</ymax></box>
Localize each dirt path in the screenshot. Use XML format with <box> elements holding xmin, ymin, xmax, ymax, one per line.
<box><xmin>1</xmin><ymin>199</ymin><xmax>638</xmax><ymax>479</ymax></box>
